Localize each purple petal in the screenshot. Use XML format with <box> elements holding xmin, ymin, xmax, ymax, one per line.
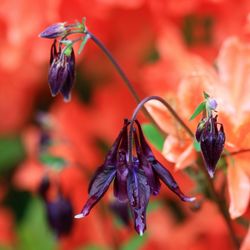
<box><xmin>114</xmin><ymin>151</ymin><xmax>129</xmax><ymax>202</ymax></box>
<box><xmin>60</xmin><ymin>49</ymin><xmax>76</xmax><ymax>102</ymax></box>
<box><xmin>151</xmin><ymin>160</ymin><xmax>195</xmax><ymax>202</ymax></box>
<box><xmin>105</xmin><ymin>120</ymin><xmax>129</xmax><ymax>165</ymax></box>
<box><xmin>127</xmin><ymin>169</ymin><xmax>150</xmax><ymax>235</ymax></box>
<box><xmin>133</xmin><ymin>130</ymin><xmax>160</xmax><ymax>195</ymax></box>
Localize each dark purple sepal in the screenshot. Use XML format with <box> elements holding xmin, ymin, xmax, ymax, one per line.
<box><xmin>127</xmin><ymin>169</ymin><xmax>150</xmax><ymax>236</ymax></box>
<box><xmin>46</xmin><ymin>194</ymin><xmax>74</xmax><ymax>237</ymax></box>
<box><xmin>76</xmin><ymin>167</ymin><xmax>116</xmax><ymax>218</ymax></box>
<box><xmin>60</xmin><ymin>49</ymin><xmax>76</xmax><ymax>102</ymax></box>
<box><xmin>133</xmin><ymin>129</ymin><xmax>160</xmax><ymax>195</ymax></box>
<box><xmin>39</xmin><ymin>23</ymin><xmax>69</xmax><ymax>39</ymax></box>
<box><xmin>150</xmin><ymin>158</ymin><xmax>195</xmax><ymax>202</ymax></box>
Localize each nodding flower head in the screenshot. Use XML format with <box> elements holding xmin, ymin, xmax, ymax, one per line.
<box><xmin>48</xmin><ymin>40</ymin><xmax>75</xmax><ymax>102</ymax></box>
<box><xmin>38</xmin><ymin>176</ymin><xmax>74</xmax><ymax>237</ymax></box>
<box><xmin>196</xmin><ymin>116</ymin><xmax>225</xmax><ymax>178</ymax></box>
<box><xmin>75</xmin><ymin>119</ymin><xmax>195</xmax><ymax>236</ymax></box>
<box><xmin>39</xmin><ymin>23</ymin><xmax>70</xmax><ymax>39</ymax></box>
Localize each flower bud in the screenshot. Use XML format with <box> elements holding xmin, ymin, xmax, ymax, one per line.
<box><xmin>199</xmin><ymin>117</ymin><xmax>225</xmax><ymax>178</ymax></box>
<box><xmin>39</xmin><ymin>23</ymin><xmax>70</xmax><ymax>39</ymax></box>
<box><xmin>48</xmin><ymin>40</ymin><xmax>75</xmax><ymax>101</ymax></box>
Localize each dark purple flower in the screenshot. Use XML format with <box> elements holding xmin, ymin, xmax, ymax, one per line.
<box><xmin>75</xmin><ymin>120</ymin><xmax>195</xmax><ymax>235</ymax></box>
<box><xmin>46</xmin><ymin>194</ymin><xmax>74</xmax><ymax>237</ymax></box>
<box><xmin>48</xmin><ymin>40</ymin><xmax>75</xmax><ymax>102</ymax></box>
<box><xmin>39</xmin><ymin>23</ymin><xmax>70</xmax><ymax>39</ymax></box>
<box><xmin>38</xmin><ymin>177</ymin><xmax>74</xmax><ymax>237</ymax></box>
<box><xmin>196</xmin><ymin>116</ymin><xmax>225</xmax><ymax>178</ymax></box>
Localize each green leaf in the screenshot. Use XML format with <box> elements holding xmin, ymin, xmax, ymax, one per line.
<box><xmin>189</xmin><ymin>101</ymin><xmax>206</xmax><ymax>121</ymax></box>
<box><xmin>121</xmin><ymin>234</ymin><xmax>147</xmax><ymax>250</ymax></box>
<box><xmin>142</xmin><ymin>123</ymin><xmax>165</xmax><ymax>151</ymax></box>
<box><xmin>39</xmin><ymin>153</ymin><xmax>66</xmax><ymax>170</ymax></box>
<box><xmin>17</xmin><ymin>198</ymin><xmax>56</xmax><ymax>250</ymax></box>
<box><xmin>0</xmin><ymin>135</ymin><xmax>26</xmax><ymax>173</ymax></box>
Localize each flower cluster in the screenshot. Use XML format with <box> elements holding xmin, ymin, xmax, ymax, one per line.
<box><xmin>75</xmin><ymin>119</ymin><xmax>195</xmax><ymax>235</ymax></box>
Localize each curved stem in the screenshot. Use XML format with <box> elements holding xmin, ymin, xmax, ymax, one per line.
<box><xmin>128</xmin><ymin>96</ymin><xmax>193</xmax><ymax>163</ymax></box>
<box><xmin>84</xmin><ymin>31</ymin><xmax>166</xmax><ymax>136</ymax></box>
<box><xmin>225</xmin><ymin>148</ymin><xmax>250</xmax><ymax>156</ymax></box>
<box><xmin>86</xmin><ymin>31</ymin><xmax>141</xmax><ymax>104</ymax></box>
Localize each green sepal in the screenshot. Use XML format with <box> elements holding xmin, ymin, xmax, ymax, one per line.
<box><xmin>78</xmin><ymin>35</ymin><xmax>90</xmax><ymax>55</ymax></box>
<box><xmin>63</xmin><ymin>46</ymin><xmax>73</xmax><ymax>57</ymax></box>
<box><xmin>203</xmin><ymin>91</ymin><xmax>210</xmax><ymax>99</ymax></box>
<box><xmin>189</xmin><ymin>101</ymin><xmax>206</xmax><ymax>121</ymax></box>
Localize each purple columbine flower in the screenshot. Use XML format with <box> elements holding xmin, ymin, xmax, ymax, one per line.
<box><xmin>196</xmin><ymin>116</ymin><xmax>225</xmax><ymax>178</ymax></box>
<box><xmin>39</xmin><ymin>23</ymin><xmax>70</xmax><ymax>39</ymax></box>
<box><xmin>38</xmin><ymin>176</ymin><xmax>74</xmax><ymax>237</ymax></box>
<box><xmin>75</xmin><ymin>120</ymin><xmax>195</xmax><ymax>235</ymax></box>
<box><xmin>48</xmin><ymin>40</ymin><xmax>75</xmax><ymax>102</ymax></box>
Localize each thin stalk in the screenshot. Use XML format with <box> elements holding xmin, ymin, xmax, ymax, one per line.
<box><xmin>84</xmin><ymin>31</ymin><xmax>166</xmax><ymax>136</ymax></box>
<box><xmin>86</xmin><ymin>31</ymin><xmax>141</xmax><ymax>103</ymax></box>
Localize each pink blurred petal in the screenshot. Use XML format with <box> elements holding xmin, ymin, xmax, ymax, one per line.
<box><xmin>228</xmin><ymin>159</ymin><xmax>250</xmax><ymax>219</ymax></box>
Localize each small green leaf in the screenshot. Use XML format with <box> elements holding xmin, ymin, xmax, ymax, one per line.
<box><xmin>193</xmin><ymin>139</ymin><xmax>201</xmax><ymax>152</ymax></box>
<box><xmin>189</xmin><ymin>101</ymin><xmax>206</xmax><ymax>121</ymax></box>
<box><xmin>78</xmin><ymin>34</ymin><xmax>90</xmax><ymax>55</ymax></box>
<box><xmin>203</xmin><ymin>91</ymin><xmax>210</xmax><ymax>99</ymax></box>
<box><xmin>39</xmin><ymin>153</ymin><xmax>66</xmax><ymax>170</ymax></box>
<box><xmin>142</xmin><ymin>123</ymin><xmax>165</xmax><ymax>151</ymax></box>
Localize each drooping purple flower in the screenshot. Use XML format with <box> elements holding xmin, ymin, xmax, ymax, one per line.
<box><xmin>48</xmin><ymin>40</ymin><xmax>75</xmax><ymax>102</ymax></box>
<box><xmin>38</xmin><ymin>177</ymin><xmax>74</xmax><ymax>237</ymax></box>
<box><xmin>46</xmin><ymin>194</ymin><xmax>74</xmax><ymax>237</ymax></box>
<box><xmin>39</xmin><ymin>23</ymin><xmax>70</xmax><ymax>39</ymax></box>
<box><xmin>75</xmin><ymin>120</ymin><xmax>195</xmax><ymax>235</ymax></box>
<box><xmin>196</xmin><ymin>116</ymin><xmax>225</xmax><ymax>178</ymax></box>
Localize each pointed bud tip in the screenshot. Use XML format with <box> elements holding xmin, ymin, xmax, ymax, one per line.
<box><xmin>208</xmin><ymin>169</ymin><xmax>215</xmax><ymax>178</ymax></box>
<box><xmin>74</xmin><ymin>213</ymin><xmax>85</xmax><ymax>219</ymax></box>
<box><xmin>184</xmin><ymin>196</ymin><xmax>196</xmax><ymax>202</ymax></box>
<box><xmin>139</xmin><ymin>230</ymin><xmax>144</xmax><ymax>237</ymax></box>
